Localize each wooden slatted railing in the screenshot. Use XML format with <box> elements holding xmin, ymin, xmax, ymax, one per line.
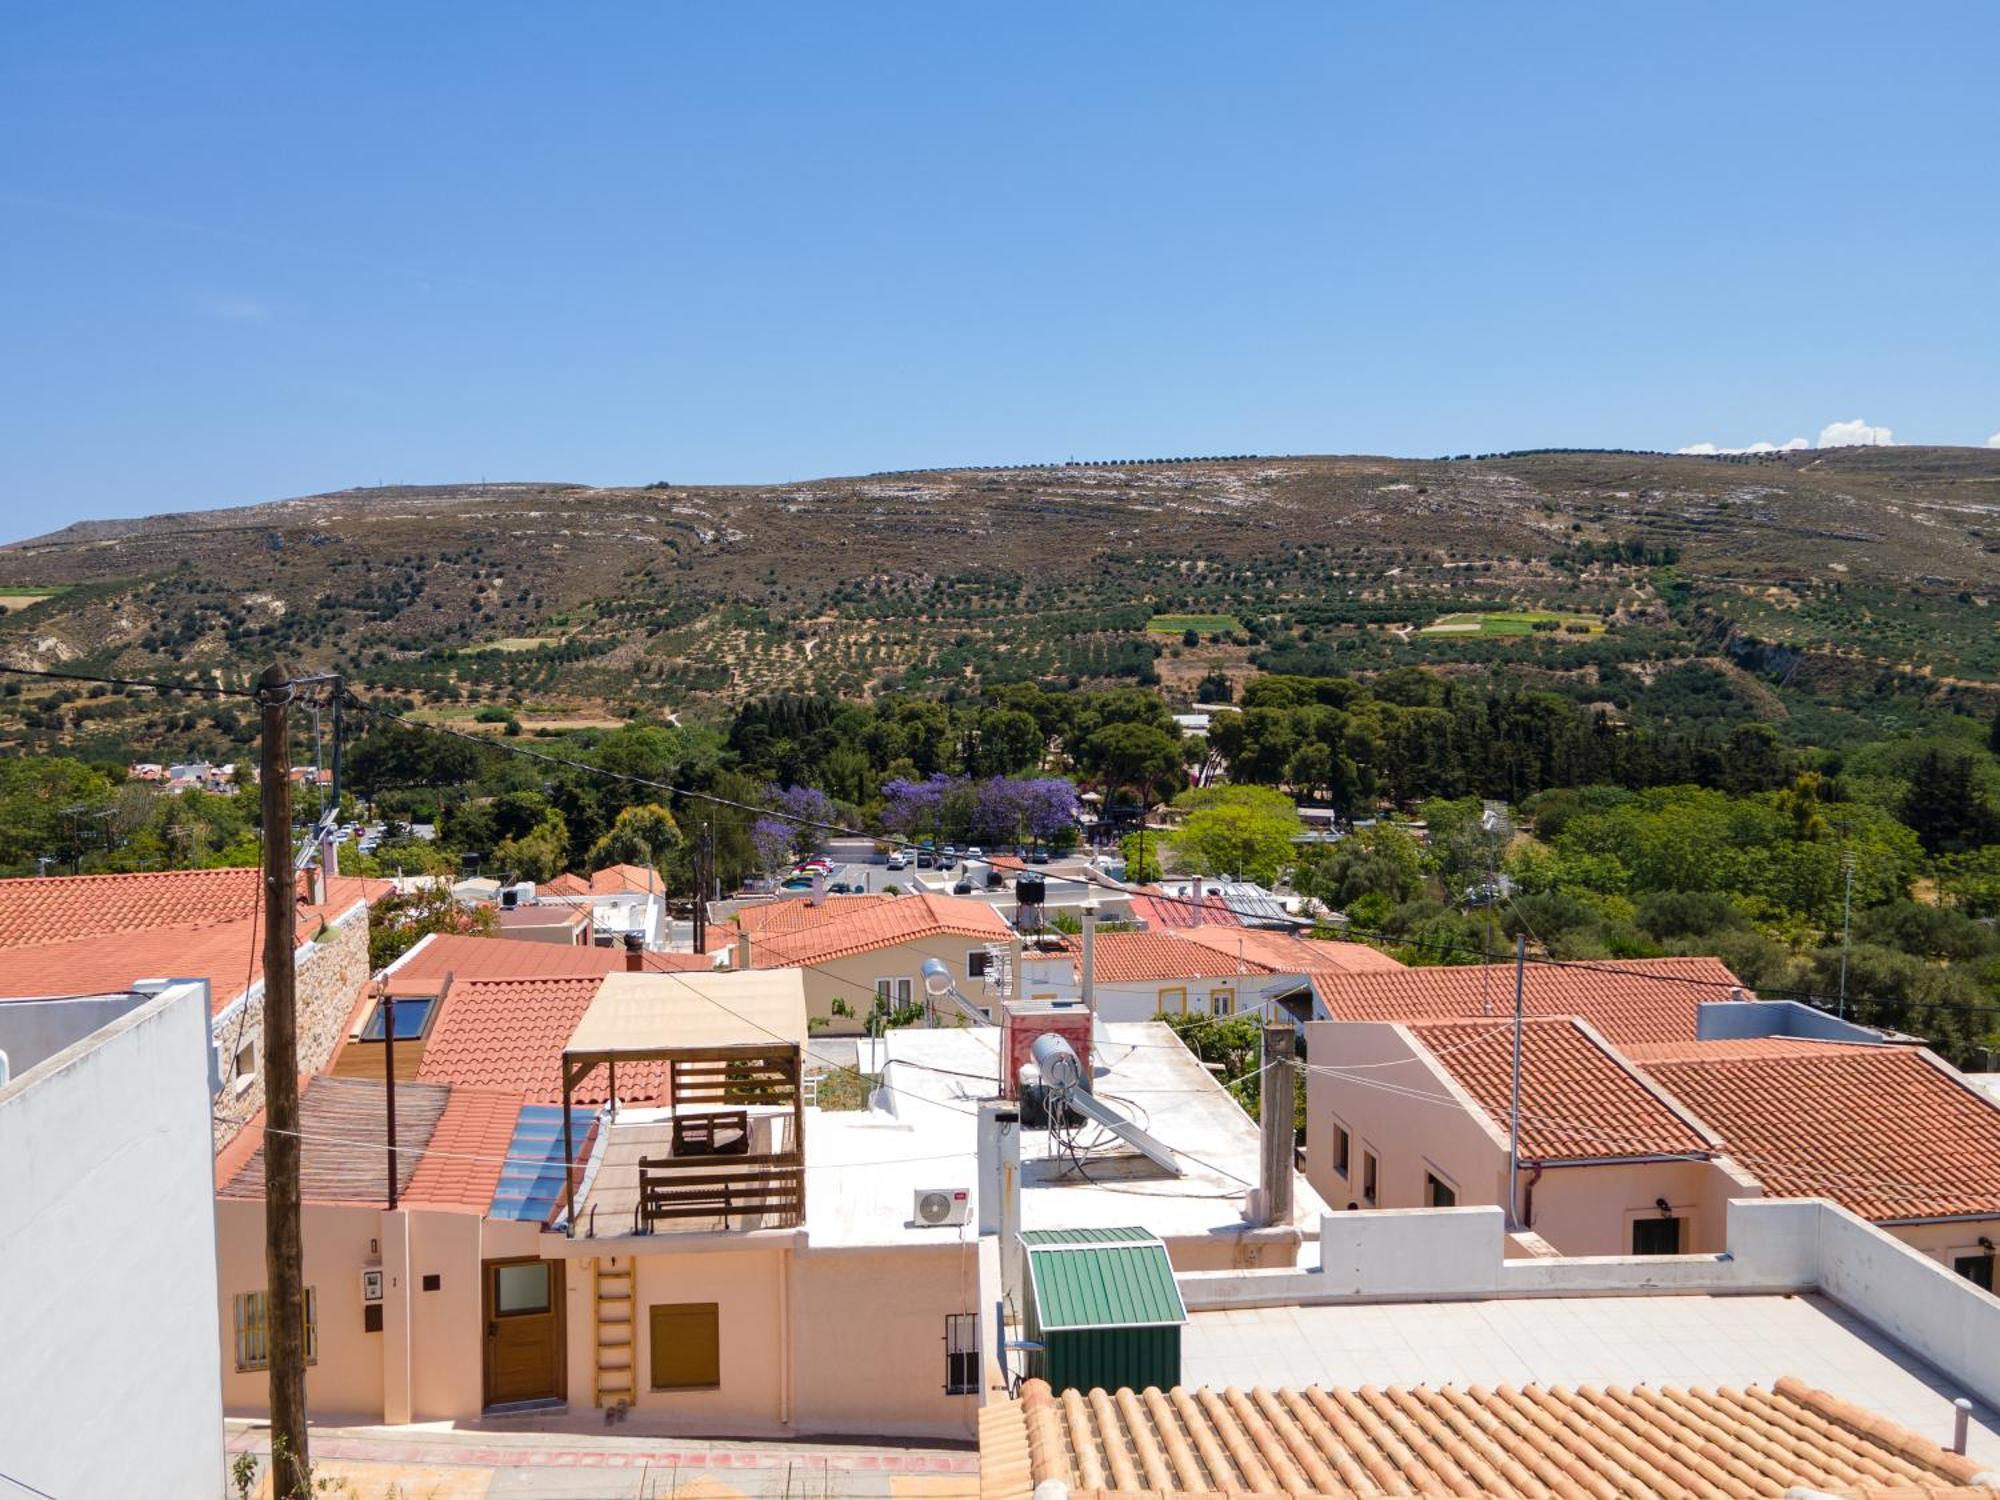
<box><xmin>635</xmin><ymin>1151</ymin><xmax>805</xmax><ymax>1231</ymax></box>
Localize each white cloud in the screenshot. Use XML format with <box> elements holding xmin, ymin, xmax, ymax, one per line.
<box><xmin>1675</xmin><ymin>435</ymin><xmax>1811</xmax><ymax>456</ymax></box>
<box><xmin>1987</xmin><ymin>431</ymin><xmax>2000</xmax><ymax>449</ymax></box>
<box><xmin>1817</xmin><ymin>417</ymin><xmax>1893</xmax><ymax>448</ymax></box>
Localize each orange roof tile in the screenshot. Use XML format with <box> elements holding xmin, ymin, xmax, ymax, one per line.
<box><xmin>979</xmin><ymin>1375</ymin><xmax>1993</xmax><ymax>1500</ymax></box>
<box><xmin>415</xmin><ymin>975</ymin><xmax>670</xmax><ymax>1105</ymax></box>
<box><xmin>1127</xmin><ymin>890</ymin><xmax>1245</xmax><ymax>929</ymax></box>
<box><xmin>749</xmin><ymin>892</ymin><xmax>1011</xmax><ymax>968</ymax></box>
<box><xmin>542</xmin><ymin>864</ymin><xmax>665</xmax><ymax>897</ymax></box>
<box><xmin>1088</xmin><ymin>930</ymin><xmax>1279</xmax><ymax>983</ymax></box>
<box><xmin>402</xmin><ymin>1087</ymin><xmax>525</xmax><ymax>1213</ymax></box>
<box><xmin>0</xmin><ymin>867</ymin><xmax>385</xmax><ymax>948</ymax></box>
<box><xmin>1408</xmin><ymin>1015</ymin><xmax>1714</xmax><ymax>1162</ymax></box>
<box><xmin>730</xmin><ymin>893</ymin><xmax>896</xmax><ymax>938</ymax></box>
<box><xmin>1311</xmin><ymin>955</ymin><xmax>1750</xmax><ymax>1046</ymax></box>
<box><xmin>0</xmin><ymin>876</ymin><xmax>384</xmax><ymax>1015</ymax></box>
<box><xmin>1171</xmin><ymin>924</ymin><xmax>1406</xmax><ymax>976</ymax></box>
<box><xmin>1636</xmin><ymin>1042</ymin><xmax>2000</xmax><ymax>1221</ymax></box>
<box><xmin>383</xmin><ymin>931</ymin><xmax>714</xmax><ymax>993</ymax></box>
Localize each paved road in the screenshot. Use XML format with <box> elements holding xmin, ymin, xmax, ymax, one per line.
<box><xmin>228</xmin><ymin>1420</ymin><xmax>977</xmax><ymax>1499</ymax></box>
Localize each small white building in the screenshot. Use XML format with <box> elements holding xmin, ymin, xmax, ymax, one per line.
<box><xmin>0</xmin><ymin>980</ymin><xmax>226</xmax><ymax>1496</ymax></box>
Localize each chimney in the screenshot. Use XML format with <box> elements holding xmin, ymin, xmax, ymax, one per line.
<box><xmin>1080</xmin><ymin>904</ymin><xmax>1099</xmax><ymax>1017</ymax></box>
<box><xmin>1191</xmin><ymin>875</ymin><xmax>1204</xmax><ymax>918</ymax></box>
<box><xmin>1252</xmin><ymin>1023</ymin><xmax>1297</xmax><ymax>1228</ymax></box>
<box><xmin>310</xmin><ymin>844</ymin><xmax>331</xmax><ymax>906</ymax></box>
<box><xmin>623</xmin><ymin>931</ymin><xmax>645</xmax><ymax>973</ymax></box>
<box><xmin>736</xmin><ymin>930</ymin><xmax>752</xmax><ymax>971</ymax></box>
<box><xmin>810</xmin><ymin>869</ymin><xmax>826</xmax><ymax>907</ymax></box>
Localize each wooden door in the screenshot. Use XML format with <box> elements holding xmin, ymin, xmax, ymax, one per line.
<box><xmin>482</xmin><ymin>1258</ymin><xmax>566</xmax><ymax>1407</ymax></box>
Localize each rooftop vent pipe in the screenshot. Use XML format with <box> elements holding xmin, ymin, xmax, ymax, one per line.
<box><xmin>623</xmin><ymin>932</ymin><xmax>645</xmax><ymax>973</ymax></box>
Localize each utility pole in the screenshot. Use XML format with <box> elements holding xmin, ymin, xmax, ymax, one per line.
<box><xmin>256</xmin><ymin>662</ymin><xmax>310</xmax><ymax>1492</ymax></box>
<box><xmin>383</xmin><ymin>983</ymin><xmax>399</xmax><ymax>1211</ymax></box>
<box><xmin>1838</xmin><ymin>849</ymin><xmax>1856</xmax><ymax>1020</ymax></box>
<box><xmin>1506</xmin><ymin>933</ymin><xmax>1526</xmax><ymax>1231</ymax></box>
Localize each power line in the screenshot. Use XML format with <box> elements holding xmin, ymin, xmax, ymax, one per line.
<box><xmin>0</xmin><ymin>662</ymin><xmax>256</xmax><ymax>698</ymax></box>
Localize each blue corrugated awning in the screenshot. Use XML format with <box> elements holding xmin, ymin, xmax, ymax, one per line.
<box><xmin>490</xmin><ymin>1104</ymin><xmax>593</xmax><ymax>1224</ymax></box>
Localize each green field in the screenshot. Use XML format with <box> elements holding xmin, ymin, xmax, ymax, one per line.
<box><xmin>1420</xmin><ymin>610</ymin><xmax>1603</xmax><ymax>637</ymax></box>
<box><xmin>1147</xmin><ymin>613</ymin><xmax>1244</xmax><ymax>636</ymax></box>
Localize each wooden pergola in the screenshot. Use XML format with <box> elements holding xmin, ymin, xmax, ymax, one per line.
<box><xmin>557</xmin><ymin>969</ymin><xmax>812</xmax><ymax>1234</ymax></box>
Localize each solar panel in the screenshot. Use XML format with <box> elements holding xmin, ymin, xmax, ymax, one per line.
<box><xmin>490</xmin><ymin>1104</ymin><xmax>594</xmax><ymax>1224</ymax></box>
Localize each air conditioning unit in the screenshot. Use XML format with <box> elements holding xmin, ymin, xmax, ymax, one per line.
<box><xmin>913</xmin><ymin>1187</ymin><xmax>972</xmax><ymax>1227</ymax></box>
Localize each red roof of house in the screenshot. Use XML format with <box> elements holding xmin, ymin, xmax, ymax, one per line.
<box><xmin>1170</xmin><ymin>924</ymin><xmax>1406</xmax><ymax>977</ymax></box>
<box><xmin>415</xmin><ymin>975</ymin><xmax>671</xmax><ymax>1105</ymax></box>
<box><xmin>1127</xmin><ymin>890</ymin><xmax>1244</xmax><ymax>930</ymax></box>
<box><xmin>1633</xmin><ymin>1040</ymin><xmax>2000</xmax><ymax>1221</ymax></box>
<box><xmin>543</xmin><ymin>864</ymin><xmax>663</xmax><ymax>898</ymax></box>
<box><xmin>0</xmin><ymin>876</ymin><xmax>386</xmax><ymax>1015</ymax></box>
<box><xmin>749</xmin><ymin>892</ymin><xmax>1012</xmax><ymax>968</ymax></box>
<box><xmin>730</xmin><ymin>893</ymin><xmax>896</xmax><ymax>938</ymax></box>
<box><xmin>401</xmin><ymin>1087</ymin><xmax>526</xmax><ymax>1213</ymax></box>
<box><xmin>1311</xmin><ymin>956</ymin><xmax>1750</xmax><ymax>1046</ymax></box>
<box><xmin>1088</xmin><ymin>930</ymin><xmax>1279</xmax><ymax>983</ymax></box>
<box><xmin>0</xmin><ymin>867</ymin><xmax>386</xmax><ymax>948</ymax></box>
<box><xmin>1407</xmin><ymin>1016</ymin><xmax>1714</xmax><ymax>1163</ymax></box>
<box><xmin>383</xmin><ymin>931</ymin><xmax>714</xmax><ymax>993</ymax></box>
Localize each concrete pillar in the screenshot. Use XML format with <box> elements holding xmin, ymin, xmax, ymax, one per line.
<box><xmin>1255</xmin><ymin>1025</ymin><xmax>1296</xmax><ymax>1229</ymax></box>
<box><xmin>736</xmin><ymin>930</ymin><xmax>752</xmax><ymax>970</ymax></box>
<box><xmin>380</xmin><ymin>1208</ymin><xmax>413</xmax><ymax>1425</ymax></box>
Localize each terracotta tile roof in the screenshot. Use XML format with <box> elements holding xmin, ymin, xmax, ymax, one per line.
<box><xmin>383</xmin><ymin>932</ymin><xmax>714</xmax><ymax>993</ymax></box>
<box><xmin>542</xmin><ymin>864</ymin><xmax>664</xmax><ymax>897</ymax></box>
<box><xmin>402</xmin><ymin>1087</ymin><xmax>525</xmax><ymax>1213</ymax></box>
<box><xmin>1128</xmin><ymin>890</ymin><xmax>1245</xmax><ymax>930</ymax></box>
<box><xmin>749</xmin><ymin>892</ymin><xmax>1012</xmax><ymax>968</ymax></box>
<box><xmin>729</xmin><ymin>893</ymin><xmax>897</xmax><ymax>938</ymax></box>
<box><xmin>415</xmin><ymin>975</ymin><xmax>670</xmax><ymax>1105</ymax></box>
<box><xmin>1622</xmin><ymin>1037</ymin><xmax>1890</xmax><ymax>1063</ymax></box>
<box><xmin>978</xmin><ymin>1375</ymin><xmax>1995</xmax><ymax>1500</ymax></box>
<box><xmin>1636</xmin><ymin>1042</ymin><xmax>2000</xmax><ymax>1221</ymax></box>
<box><xmin>495</xmin><ymin>904</ymin><xmax>589</xmax><ymax>931</ymax></box>
<box><xmin>218</xmin><ymin>1075</ymin><xmax>451</xmax><ymax>1205</ymax></box>
<box><xmin>1171</xmin><ymin>924</ymin><xmax>1406</xmax><ymax>977</ymax></box>
<box><xmin>538</xmin><ymin>872</ymin><xmax>591</xmax><ymax>897</ymax></box>
<box><xmin>1088</xmin><ymin>930</ymin><xmax>1279</xmax><ymax>983</ymax></box>
<box><xmin>0</xmin><ymin>867</ymin><xmax>385</xmax><ymax>948</ymax></box>
<box><xmin>0</xmin><ymin>877</ymin><xmax>383</xmax><ymax>1015</ymax></box>
<box><xmin>1408</xmin><ymin>1016</ymin><xmax>1714</xmax><ymax>1162</ymax></box>
<box><xmin>1311</xmin><ymin>955</ymin><xmax>1751</xmax><ymax>1046</ymax></box>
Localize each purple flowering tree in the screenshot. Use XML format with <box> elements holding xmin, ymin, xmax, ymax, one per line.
<box><xmin>751</xmin><ymin>816</ymin><xmax>796</xmax><ymax>872</ymax></box>
<box><xmin>766</xmin><ymin>784</ymin><xmax>835</xmax><ymax>860</ymax></box>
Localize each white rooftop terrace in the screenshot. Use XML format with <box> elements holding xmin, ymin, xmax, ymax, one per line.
<box><xmin>802</xmin><ymin>1019</ymin><xmax>1328</xmax><ymax>1250</ymax></box>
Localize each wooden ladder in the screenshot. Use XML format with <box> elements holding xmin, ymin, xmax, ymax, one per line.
<box><xmin>593</xmin><ymin>1256</ymin><xmax>635</xmax><ymax>1409</ymax></box>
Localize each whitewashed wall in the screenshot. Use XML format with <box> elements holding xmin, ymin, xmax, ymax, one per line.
<box><xmin>0</xmin><ymin>980</ymin><xmax>225</xmax><ymax>1497</ymax></box>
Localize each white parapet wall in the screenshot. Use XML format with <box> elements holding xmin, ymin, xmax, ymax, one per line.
<box><xmin>1178</xmin><ymin>1197</ymin><xmax>2000</xmax><ymax>1411</ymax></box>
<box><xmin>0</xmin><ymin>980</ymin><xmax>226</xmax><ymax>1497</ymax></box>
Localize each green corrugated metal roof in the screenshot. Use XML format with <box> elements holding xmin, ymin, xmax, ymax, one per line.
<box><xmin>1020</xmin><ymin>1226</ymin><xmax>1156</xmax><ymax>1247</ymax></box>
<box><xmin>1026</xmin><ymin>1242</ymin><xmax>1187</xmax><ymax>1332</ymax></box>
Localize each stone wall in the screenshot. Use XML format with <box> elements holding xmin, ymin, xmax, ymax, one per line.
<box><xmin>211</xmin><ymin>901</ymin><xmax>372</xmax><ymax>1149</ymax></box>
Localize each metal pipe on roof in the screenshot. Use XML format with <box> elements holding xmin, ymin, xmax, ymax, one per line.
<box><xmin>1081</xmin><ymin>905</ymin><xmax>1098</xmax><ymax>1018</ymax></box>
<box><xmin>1507</xmin><ymin>934</ymin><xmax>1525</xmax><ymax>1231</ymax></box>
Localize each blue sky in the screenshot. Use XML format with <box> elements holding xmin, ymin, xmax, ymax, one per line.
<box><xmin>3</xmin><ymin>3</ymin><xmax>1997</xmax><ymax>539</ymax></box>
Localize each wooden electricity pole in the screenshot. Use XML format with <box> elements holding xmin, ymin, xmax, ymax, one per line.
<box><xmin>257</xmin><ymin>662</ymin><xmax>311</xmax><ymax>1491</ymax></box>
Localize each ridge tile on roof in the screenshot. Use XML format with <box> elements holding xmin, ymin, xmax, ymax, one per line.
<box><xmin>749</xmin><ymin>892</ymin><xmax>1011</xmax><ymax>967</ymax></box>
<box><xmin>1312</xmin><ymin>954</ymin><xmax>1749</xmax><ymax>1045</ymax></box>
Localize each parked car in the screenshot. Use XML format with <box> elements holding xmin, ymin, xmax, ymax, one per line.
<box><xmin>965</xmin><ymin>846</ymin><xmax>984</xmax><ymax>859</ymax></box>
<box><xmin>829</xmin><ymin>881</ymin><xmax>854</xmax><ymax>894</ymax></box>
<box><xmin>885</xmin><ymin>851</ymin><xmax>909</xmax><ymax>870</ymax></box>
<box><xmin>916</xmin><ymin>852</ymin><xmax>936</xmax><ymax>869</ymax></box>
<box><xmin>1028</xmin><ymin>849</ymin><xmax>1051</xmax><ymax>865</ymax></box>
<box><xmin>780</xmin><ymin>875</ymin><xmax>813</xmax><ymax>890</ymax></box>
